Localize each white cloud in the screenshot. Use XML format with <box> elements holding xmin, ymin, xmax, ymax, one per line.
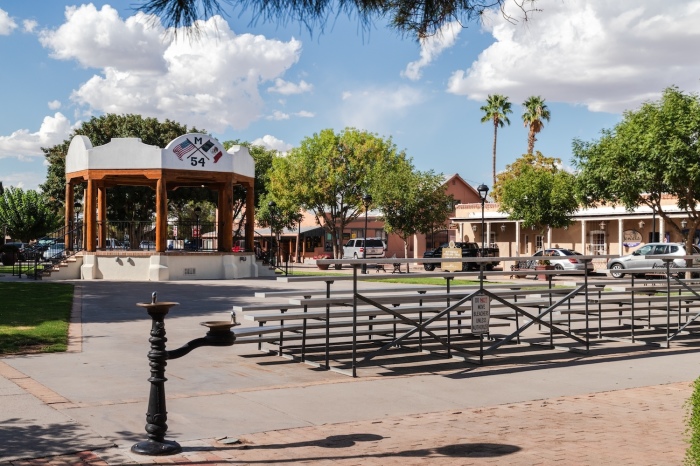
<box><xmin>339</xmin><ymin>86</ymin><xmax>424</xmax><ymax>130</ymax></box>
<box><xmin>0</xmin><ymin>8</ymin><xmax>17</xmax><ymax>35</ymax></box>
<box><xmin>23</xmin><ymin>19</ymin><xmax>38</xmax><ymax>33</ymax></box>
<box><xmin>402</xmin><ymin>21</ymin><xmax>461</xmax><ymax>81</ymax></box>
<box><xmin>267</xmin><ymin>111</ymin><xmax>290</xmax><ymax>120</ymax></box>
<box><xmin>251</xmin><ymin>135</ymin><xmax>293</xmax><ymax>152</ymax></box>
<box><xmin>267</xmin><ymin>78</ymin><xmax>313</xmax><ymax>95</ymax></box>
<box><xmin>295</xmin><ymin>110</ymin><xmax>314</xmax><ymax>118</ymax></box>
<box><xmin>2</xmin><ymin>171</ymin><xmax>47</xmax><ymax>192</ymax></box>
<box><xmin>48</xmin><ymin>100</ymin><xmax>61</xmax><ymax>110</ymax></box>
<box><xmin>0</xmin><ymin>113</ymin><xmax>72</xmax><ymax>160</ymax></box>
<box><xmin>39</xmin><ymin>5</ymin><xmax>303</xmax><ymax>132</ymax></box>
<box><xmin>447</xmin><ymin>0</ymin><xmax>700</xmax><ymax>113</ymax></box>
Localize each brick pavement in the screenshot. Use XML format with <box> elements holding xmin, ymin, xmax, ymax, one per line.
<box><xmin>3</xmin><ymin>382</ymin><xmax>691</xmax><ymax>466</ymax></box>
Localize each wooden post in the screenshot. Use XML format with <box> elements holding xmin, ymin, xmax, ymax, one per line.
<box><xmin>245</xmin><ymin>183</ymin><xmax>255</xmax><ymax>252</ymax></box>
<box><xmin>97</xmin><ymin>184</ymin><xmax>107</xmax><ymax>249</ymax></box>
<box><xmin>155</xmin><ymin>177</ymin><xmax>167</xmax><ymax>252</ymax></box>
<box><xmin>65</xmin><ymin>182</ymin><xmax>74</xmax><ymax>250</ymax></box>
<box><xmin>85</xmin><ymin>179</ymin><xmax>97</xmax><ymax>252</ymax></box>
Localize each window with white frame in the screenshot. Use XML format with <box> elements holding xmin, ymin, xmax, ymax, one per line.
<box><xmin>535</xmin><ymin>235</ymin><xmax>544</xmax><ymax>252</ymax></box>
<box><xmin>489</xmin><ymin>231</ymin><xmax>497</xmax><ymax>246</ymax></box>
<box><xmin>589</xmin><ymin>230</ymin><xmax>606</xmax><ymax>254</ymax></box>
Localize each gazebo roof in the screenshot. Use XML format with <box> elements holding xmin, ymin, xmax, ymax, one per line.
<box><xmin>66</xmin><ymin>133</ymin><xmax>254</xmax><ymax>179</ymax></box>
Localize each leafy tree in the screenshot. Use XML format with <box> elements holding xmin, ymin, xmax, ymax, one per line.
<box><xmin>138</xmin><ymin>0</ymin><xmax>535</xmax><ymax>40</ymax></box>
<box><xmin>522</xmin><ymin>96</ymin><xmax>550</xmax><ymax>155</ymax></box>
<box><xmin>0</xmin><ymin>187</ymin><xmax>62</xmax><ymax>242</ymax></box>
<box><xmin>41</xmin><ymin>114</ymin><xmax>205</xmax><ymax>221</ymax></box>
<box><xmin>267</xmin><ymin>128</ymin><xmax>408</xmax><ymax>258</ymax></box>
<box><xmin>221</xmin><ymin>140</ymin><xmax>279</xmax><ymax>239</ymax></box>
<box><xmin>496</xmin><ymin>152</ymin><xmax>577</xmax><ymax>233</ymax></box>
<box><xmin>573</xmin><ymin>86</ymin><xmax>700</xmax><ymax>254</ymax></box>
<box><xmin>480</xmin><ymin>94</ymin><xmax>512</xmax><ymax>187</ymax></box>
<box><xmin>376</xmin><ymin>168</ymin><xmax>453</xmax><ymax>268</ymax></box>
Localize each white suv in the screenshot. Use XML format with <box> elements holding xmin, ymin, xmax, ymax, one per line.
<box><xmin>342</xmin><ymin>238</ymin><xmax>386</xmax><ymax>259</ymax></box>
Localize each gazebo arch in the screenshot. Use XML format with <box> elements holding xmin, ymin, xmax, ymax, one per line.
<box><xmin>64</xmin><ymin>133</ymin><xmax>257</xmax><ymax>280</ymax></box>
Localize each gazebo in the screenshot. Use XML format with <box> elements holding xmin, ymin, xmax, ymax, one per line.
<box><xmin>63</xmin><ymin>133</ymin><xmax>259</xmax><ymax>280</ymax></box>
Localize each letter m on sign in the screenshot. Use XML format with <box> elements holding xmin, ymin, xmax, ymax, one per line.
<box><xmin>194</xmin><ymin>137</ymin><xmax>203</xmax><ymax>145</ymax></box>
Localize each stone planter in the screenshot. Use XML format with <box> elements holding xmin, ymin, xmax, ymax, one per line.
<box><xmin>535</xmin><ymin>264</ymin><xmax>554</xmax><ymax>280</ymax></box>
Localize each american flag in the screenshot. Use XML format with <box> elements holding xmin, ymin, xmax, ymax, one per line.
<box><xmin>173</xmin><ymin>139</ymin><xmax>196</xmax><ymax>160</ymax></box>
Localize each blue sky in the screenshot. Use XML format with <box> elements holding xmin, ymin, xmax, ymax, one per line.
<box><xmin>2</xmin><ymin>1</ymin><xmax>699</xmax><ymax>192</ymax></box>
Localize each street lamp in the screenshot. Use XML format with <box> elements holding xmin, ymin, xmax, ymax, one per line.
<box><xmin>268</xmin><ymin>201</ymin><xmax>276</xmax><ymax>265</ymax></box>
<box><xmin>74</xmin><ymin>201</ymin><xmax>82</xmax><ymax>250</ymax></box>
<box><xmin>362</xmin><ymin>194</ymin><xmax>373</xmax><ymax>274</ymax></box>
<box><xmin>476</xmin><ymin>184</ymin><xmax>489</xmax><ymax>251</ymax></box>
<box><xmin>193</xmin><ymin>206</ymin><xmax>201</xmax><ymax>251</ymax></box>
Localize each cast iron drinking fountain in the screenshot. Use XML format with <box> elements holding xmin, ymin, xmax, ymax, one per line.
<box><xmin>131</xmin><ymin>292</ymin><xmax>239</xmax><ymax>456</ymax></box>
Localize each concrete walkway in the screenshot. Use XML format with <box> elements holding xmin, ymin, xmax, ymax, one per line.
<box><xmin>0</xmin><ymin>274</ymin><xmax>696</xmax><ymax>465</ymax></box>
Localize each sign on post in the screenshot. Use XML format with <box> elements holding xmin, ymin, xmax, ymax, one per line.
<box><xmin>441</xmin><ymin>241</ymin><xmax>462</xmax><ymax>272</ymax></box>
<box><xmin>471</xmin><ymin>294</ymin><xmax>491</xmax><ymax>335</ymax></box>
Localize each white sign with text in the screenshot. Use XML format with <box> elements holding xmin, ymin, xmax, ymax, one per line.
<box><xmin>471</xmin><ymin>294</ymin><xmax>491</xmax><ymax>335</ymax></box>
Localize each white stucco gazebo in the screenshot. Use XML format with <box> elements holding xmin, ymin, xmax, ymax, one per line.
<box><xmin>63</xmin><ymin>133</ymin><xmax>259</xmax><ymax>281</ymax></box>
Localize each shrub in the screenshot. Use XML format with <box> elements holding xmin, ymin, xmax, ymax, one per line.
<box><xmin>686</xmin><ymin>376</ymin><xmax>700</xmax><ymax>465</ymax></box>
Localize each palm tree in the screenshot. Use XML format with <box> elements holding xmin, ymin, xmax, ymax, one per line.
<box><xmin>522</xmin><ymin>96</ymin><xmax>551</xmax><ymax>154</ymax></box>
<box><xmin>480</xmin><ymin>95</ymin><xmax>512</xmax><ymax>188</ymax></box>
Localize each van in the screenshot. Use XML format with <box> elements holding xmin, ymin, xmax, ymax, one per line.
<box><xmin>342</xmin><ymin>238</ymin><xmax>386</xmax><ymax>259</ymax></box>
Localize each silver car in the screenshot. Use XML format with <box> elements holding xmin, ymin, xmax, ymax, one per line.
<box><xmin>606</xmin><ymin>242</ymin><xmax>700</xmax><ymax>278</ymax></box>
<box><xmin>534</xmin><ymin>248</ymin><xmax>594</xmax><ymax>272</ymax></box>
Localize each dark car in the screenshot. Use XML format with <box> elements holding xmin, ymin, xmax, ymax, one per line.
<box><xmin>423</xmin><ymin>242</ymin><xmax>500</xmax><ymax>271</ymax></box>
<box><xmin>184</xmin><ymin>238</ymin><xmax>204</xmax><ymax>250</ymax></box>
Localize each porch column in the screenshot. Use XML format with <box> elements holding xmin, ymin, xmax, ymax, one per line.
<box><xmin>581</xmin><ymin>220</ymin><xmax>587</xmax><ymax>254</ymax></box>
<box><xmin>659</xmin><ymin>216</ymin><xmax>665</xmax><ymax>242</ymax></box>
<box><xmin>618</xmin><ymin>218</ymin><xmax>624</xmax><ymax>255</ymax></box>
<box><xmin>65</xmin><ymin>182</ymin><xmax>74</xmax><ymax>250</ymax></box>
<box><xmin>486</xmin><ymin>222</ymin><xmax>491</xmax><ymax>247</ymax></box>
<box><xmin>547</xmin><ymin>226</ymin><xmax>552</xmax><ymax>249</ymax></box>
<box><xmin>155</xmin><ymin>177</ymin><xmax>167</xmax><ymax>252</ymax></box>
<box><xmin>85</xmin><ymin>179</ymin><xmax>97</xmax><ymax>252</ymax></box>
<box><xmin>219</xmin><ymin>182</ymin><xmax>234</xmax><ymax>252</ymax></box>
<box><xmin>97</xmin><ymin>185</ymin><xmax>106</xmax><ymax>250</ymax></box>
<box><xmin>245</xmin><ymin>183</ymin><xmax>255</xmax><ymax>252</ymax></box>
<box><xmin>515</xmin><ymin>221</ymin><xmax>521</xmax><ymax>256</ymax></box>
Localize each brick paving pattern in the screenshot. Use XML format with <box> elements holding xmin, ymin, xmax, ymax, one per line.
<box><xmin>4</xmin><ymin>382</ymin><xmax>688</xmax><ymax>466</ymax></box>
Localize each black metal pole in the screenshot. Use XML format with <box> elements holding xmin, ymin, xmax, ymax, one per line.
<box><xmin>131</xmin><ymin>296</ymin><xmax>181</xmax><ymax>456</ymax></box>
<box><xmin>481</xmin><ymin>199</ymin><xmax>485</xmax><ymax>251</ymax></box>
<box><xmin>362</xmin><ymin>209</ymin><xmax>368</xmax><ymax>274</ymax></box>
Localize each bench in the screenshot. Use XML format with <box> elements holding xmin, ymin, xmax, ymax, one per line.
<box><xmin>510</xmin><ymin>260</ymin><xmax>536</xmax><ymax>278</ymax></box>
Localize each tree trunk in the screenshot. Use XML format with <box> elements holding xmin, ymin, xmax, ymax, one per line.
<box><xmin>492</xmin><ymin>121</ymin><xmax>498</xmax><ymax>188</ymax></box>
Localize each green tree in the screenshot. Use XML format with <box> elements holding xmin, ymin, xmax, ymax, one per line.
<box><xmin>496</xmin><ymin>152</ymin><xmax>577</xmax><ymax>233</ymax></box>
<box><xmin>480</xmin><ymin>94</ymin><xmax>512</xmax><ymax>188</ymax></box>
<box><xmin>41</xmin><ymin>114</ymin><xmax>205</xmax><ymax>220</ymax></box>
<box><xmin>267</xmin><ymin>128</ymin><xmax>408</xmax><ymax>258</ymax></box>
<box><xmin>0</xmin><ymin>187</ymin><xmax>62</xmax><ymax>242</ymax></box>
<box><xmin>376</xmin><ymin>168</ymin><xmax>453</xmax><ymax>267</ymax></box>
<box><xmin>522</xmin><ymin>96</ymin><xmax>551</xmax><ymax>155</ymax></box>
<box><xmin>221</xmin><ymin>140</ymin><xmax>279</xmax><ymax>240</ymax></box>
<box><xmin>138</xmin><ymin>0</ymin><xmax>534</xmax><ymax>40</ymax></box>
<box><xmin>573</xmin><ymin>86</ymin><xmax>700</xmax><ymax>254</ymax></box>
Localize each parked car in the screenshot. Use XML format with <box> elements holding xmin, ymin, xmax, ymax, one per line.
<box><xmin>184</xmin><ymin>238</ymin><xmax>203</xmax><ymax>251</ymax></box>
<box><xmin>104</xmin><ymin>238</ymin><xmax>128</xmax><ymax>250</ymax></box>
<box><xmin>43</xmin><ymin>243</ymin><xmax>66</xmax><ymax>260</ymax></box>
<box><xmin>4</xmin><ymin>242</ymin><xmax>27</xmax><ymax>260</ymax></box>
<box><xmin>139</xmin><ymin>240</ymin><xmax>156</xmax><ymax>250</ymax></box>
<box><xmin>422</xmin><ymin>242</ymin><xmax>500</xmax><ymax>271</ymax></box>
<box><xmin>533</xmin><ymin>248</ymin><xmax>594</xmax><ymax>272</ymax></box>
<box><xmin>342</xmin><ymin>238</ymin><xmax>386</xmax><ymax>259</ymax></box>
<box><xmin>606</xmin><ymin>242</ymin><xmax>700</xmax><ymax>278</ymax></box>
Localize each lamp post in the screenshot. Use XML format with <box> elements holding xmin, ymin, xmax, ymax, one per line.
<box><xmin>268</xmin><ymin>201</ymin><xmax>276</xmax><ymax>266</ymax></box>
<box><xmin>193</xmin><ymin>206</ymin><xmax>201</xmax><ymax>251</ymax></box>
<box><xmin>362</xmin><ymin>194</ymin><xmax>372</xmax><ymax>274</ymax></box>
<box><xmin>74</xmin><ymin>201</ymin><xmax>82</xmax><ymax>250</ymax></box>
<box><xmin>476</xmin><ymin>184</ymin><xmax>489</xmax><ymax>286</ymax></box>
<box><xmin>476</xmin><ymin>184</ymin><xmax>489</xmax><ymax>250</ymax></box>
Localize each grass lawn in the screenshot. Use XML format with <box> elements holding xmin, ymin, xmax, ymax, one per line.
<box><xmin>0</xmin><ymin>282</ymin><xmax>74</xmax><ymax>354</ymax></box>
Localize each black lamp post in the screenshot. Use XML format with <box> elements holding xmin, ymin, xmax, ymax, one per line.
<box><xmin>268</xmin><ymin>201</ymin><xmax>276</xmax><ymax>265</ymax></box>
<box><xmin>193</xmin><ymin>206</ymin><xmax>201</xmax><ymax>251</ymax></box>
<box><xmin>477</xmin><ymin>184</ymin><xmax>489</xmax><ymax>285</ymax></box>
<box><xmin>74</xmin><ymin>201</ymin><xmax>82</xmax><ymax>250</ymax></box>
<box><xmin>477</xmin><ymin>184</ymin><xmax>489</xmax><ymax>250</ymax></box>
<box><xmin>362</xmin><ymin>194</ymin><xmax>372</xmax><ymax>274</ymax></box>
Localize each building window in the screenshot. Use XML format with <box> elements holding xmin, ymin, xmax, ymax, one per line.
<box><xmin>524</xmin><ymin>235</ymin><xmax>529</xmax><ymax>254</ymax></box>
<box><xmin>489</xmin><ymin>231</ymin><xmax>497</xmax><ymax>246</ymax></box>
<box><xmin>373</xmin><ymin>230</ymin><xmax>386</xmax><ymax>239</ymax></box>
<box><xmin>535</xmin><ymin>235</ymin><xmax>544</xmax><ymax>252</ymax></box>
<box><xmin>590</xmin><ymin>231</ymin><xmax>606</xmax><ymax>254</ymax></box>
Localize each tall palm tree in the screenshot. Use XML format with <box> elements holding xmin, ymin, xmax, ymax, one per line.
<box><xmin>480</xmin><ymin>95</ymin><xmax>512</xmax><ymax>188</ymax></box>
<box><xmin>522</xmin><ymin>96</ymin><xmax>551</xmax><ymax>154</ymax></box>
